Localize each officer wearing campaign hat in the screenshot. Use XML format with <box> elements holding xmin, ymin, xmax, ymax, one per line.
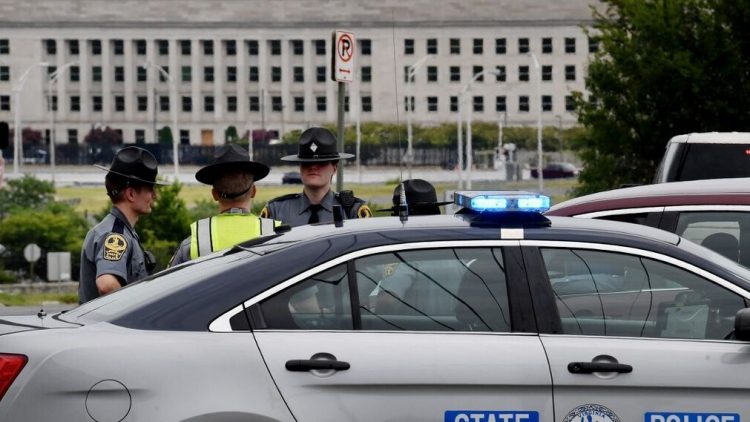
<box><xmin>260</xmin><ymin>127</ymin><xmax>372</xmax><ymax>226</ymax></box>
<box><xmin>381</xmin><ymin>179</ymin><xmax>452</xmax><ymax>216</ymax></box>
<box><xmin>80</xmin><ymin>146</ymin><xmax>164</xmax><ymax>303</ymax></box>
<box><xmin>169</xmin><ymin>144</ymin><xmax>278</xmax><ymax>266</ymax></box>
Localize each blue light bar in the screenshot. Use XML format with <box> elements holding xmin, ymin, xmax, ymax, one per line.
<box><xmin>454</xmin><ymin>191</ymin><xmax>551</xmax><ymax>213</ymax></box>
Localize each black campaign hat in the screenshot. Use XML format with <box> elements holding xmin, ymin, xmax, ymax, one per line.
<box><xmin>379</xmin><ymin>179</ymin><xmax>451</xmax><ymax>215</ymax></box>
<box><xmin>280</xmin><ymin>127</ymin><xmax>355</xmax><ymax>163</ymax></box>
<box><xmin>195</xmin><ymin>143</ymin><xmax>270</xmax><ymax>185</ymax></box>
<box><xmin>94</xmin><ymin>146</ymin><xmax>165</xmax><ymax>185</ymax></box>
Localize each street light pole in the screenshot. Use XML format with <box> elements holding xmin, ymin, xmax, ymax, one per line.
<box><xmin>555</xmin><ymin>114</ymin><xmax>563</xmax><ymax>162</ymax></box>
<box><xmin>47</xmin><ymin>61</ymin><xmax>78</xmax><ymax>186</ymax></box>
<box><xmin>12</xmin><ymin>62</ymin><xmax>49</xmax><ymax>175</ymax></box>
<box><xmin>142</xmin><ymin>61</ymin><xmax>179</xmax><ymax>181</ymax></box>
<box><xmin>406</xmin><ymin>54</ymin><xmax>433</xmax><ymax>180</ymax></box>
<box><xmin>529</xmin><ymin>52</ymin><xmax>543</xmax><ymax>193</ymax></box>
<box><xmin>462</xmin><ymin>68</ymin><xmax>501</xmax><ymax>189</ymax></box>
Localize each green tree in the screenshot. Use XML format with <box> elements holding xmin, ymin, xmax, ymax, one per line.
<box><xmin>225</xmin><ymin>126</ymin><xmax>239</xmax><ymax>143</ymax></box>
<box><xmin>158</xmin><ymin>126</ymin><xmax>173</xmax><ymax>147</ymax></box>
<box><xmin>138</xmin><ymin>182</ymin><xmax>191</xmax><ymax>270</ymax></box>
<box><xmin>0</xmin><ymin>176</ymin><xmax>55</xmax><ymax>217</ymax></box>
<box><xmin>574</xmin><ymin>0</ymin><xmax>750</xmax><ymax>195</ymax></box>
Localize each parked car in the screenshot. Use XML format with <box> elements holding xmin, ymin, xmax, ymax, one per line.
<box><xmin>2</xmin><ymin>191</ymin><xmax>750</xmax><ymax>421</ymax></box>
<box><xmin>21</xmin><ymin>149</ymin><xmax>48</xmax><ymax>164</ymax></box>
<box><xmin>282</xmin><ymin>171</ymin><xmax>302</xmax><ymax>184</ymax></box>
<box><xmin>654</xmin><ymin>132</ymin><xmax>750</xmax><ymax>183</ymax></box>
<box><xmin>546</xmin><ymin>177</ymin><xmax>750</xmax><ymax>266</ymax></box>
<box><xmin>530</xmin><ymin>162</ymin><xmax>579</xmax><ymax>179</ymax></box>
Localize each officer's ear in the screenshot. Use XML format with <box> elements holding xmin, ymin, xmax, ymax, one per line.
<box><xmin>211</xmin><ymin>189</ymin><xmax>220</xmax><ymax>202</ymax></box>
<box><xmin>250</xmin><ymin>184</ymin><xmax>257</xmax><ymax>198</ymax></box>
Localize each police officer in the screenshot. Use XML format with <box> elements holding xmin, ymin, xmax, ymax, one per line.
<box><xmin>380</xmin><ymin>179</ymin><xmax>451</xmax><ymax>216</ymax></box>
<box><xmin>260</xmin><ymin>127</ymin><xmax>372</xmax><ymax>226</ymax></box>
<box><xmin>169</xmin><ymin>144</ymin><xmax>277</xmax><ymax>266</ymax></box>
<box><xmin>79</xmin><ymin>146</ymin><xmax>164</xmax><ymax>304</ymax></box>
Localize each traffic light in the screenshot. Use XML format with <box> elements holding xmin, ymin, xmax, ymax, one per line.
<box><xmin>0</xmin><ymin>121</ymin><xmax>8</xmax><ymax>150</ymax></box>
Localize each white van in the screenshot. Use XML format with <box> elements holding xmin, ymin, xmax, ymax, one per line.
<box><xmin>653</xmin><ymin>132</ymin><xmax>750</xmax><ymax>183</ymax></box>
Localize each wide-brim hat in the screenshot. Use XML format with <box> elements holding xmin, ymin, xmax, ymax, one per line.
<box><xmin>281</xmin><ymin>127</ymin><xmax>355</xmax><ymax>163</ymax></box>
<box><xmin>379</xmin><ymin>179</ymin><xmax>452</xmax><ymax>213</ymax></box>
<box><xmin>195</xmin><ymin>143</ymin><xmax>270</xmax><ymax>185</ymax></box>
<box><xmin>94</xmin><ymin>146</ymin><xmax>166</xmax><ymax>185</ymax></box>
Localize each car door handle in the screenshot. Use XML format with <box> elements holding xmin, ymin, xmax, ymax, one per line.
<box><xmin>285</xmin><ymin>359</ymin><xmax>351</xmax><ymax>372</ymax></box>
<box><xmin>568</xmin><ymin>361</ymin><xmax>632</xmax><ymax>374</ymax></box>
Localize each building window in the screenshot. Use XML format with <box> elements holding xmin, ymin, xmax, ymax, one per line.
<box><xmin>115</xmin><ymin>95</ymin><xmax>125</xmax><ymax>112</ymax></box>
<box><xmin>157</xmin><ymin>39</ymin><xmax>168</xmax><ymax>55</ymax></box>
<box><xmin>542</xmin><ymin>95</ymin><xmax>552</xmax><ymax>112</ymax></box>
<box><xmin>496</xmin><ymin>95</ymin><xmax>506</xmax><ymax>112</ymax></box>
<box><xmin>427</xmin><ymin>38</ymin><xmax>437</xmax><ymax>54</ymax></box>
<box><xmin>70</xmin><ymin>95</ymin><xmax>80</xmax><ymax>112</ymax></box>
<box><xmin>114</xmin><ymin>66</ymin><xmax>125</xmax><ymax>82</ymax></box>
<box><xmin>404</xmin><ymin>66</ymin><xmax>413</xmax><ymax>83</ymax></box>
<box><xmin>0</xmin><ymin>66</ymin><xmax>9</xmax><ymax>81</ymax></box>
<box><xmin>182</xmin><ymin>96</ymin><xmax>192</xmax><ymax>112</ymax></box>
<box><xmin>225</xmin><ymin>40</ymin><xmax>237</xmax><ymax>56</ymax></box>
<box><xmin>69</xmin><ymin>66</ymin><xmax>81</xmax><ymax>82</ymax></box>
<box><xmin>137</xmin><ymin>66</ymin><xmax>147</xmax><ymax>82</ymax></box>
<box><xmin>159</xmin><ymin>95</ymin><xmax>169</xmax><ymax>112</ymax></box>
<box><xmin>113</xmin><ymin>39</ymin><xmax>124</xmax><ymax>55</ymax></box>
<box><xmin>67</xmin><ymin>129</ymin><xmax>78</xmax><ymax>144</ymax></box>
<box><xmin>404</xmin><ymin>96</ymin><xmax>415</xmax><ymax>112</ymax></box>
<box><xmin>542</xmin><ymin>65</ymin><xmax>552</xmax><ymax>81</ymax></box>
<box><xmin>519</xmin><ymin>95</ymin><xmax>529</xmax><ymax>112</ymax></box>
<box><xmin>542</xmin><ymin>37</ymin><xmax>553</xmax><ymax>54</ymax></box>
<box><xmin>360</xmin><ymin>39</ymin><xmax>371</xmax><ymax>55</ymax></box>
<box><xmin>566</xmin><ymin>95</ymin><xmax>575</xmax><ymax>111</ymax></box>
<box><xmin>68</xmin><ymin>39</ymin><xmax>79</xmax><ymax>55</ymax></box>
<box><xmin>45</xmin><ymin>39</ymin><xmax>56</xmax><ymax>55</ymax></box>
<box><xmin>90</xmin><ymin>66</ymin><xmax>101</xmax><ymax>82</ymax></box>
<box><xmin>269</xmin><ymin>40</ymin><xmax>281</xmax><ymax>55</ymax></box>
<box><xmin>202</xmin><ymin>40</ymin><xmax>214</xmax><ymax>55</ymax></box>
<box><xmin>249</xmin><ymin>96</ymin><xmax>260</xmax><ymax>112</ymax></box>
<box><xmin>0</xmin><ymin>39</ymin><xmax>8</xmax><ymax>54</ymax></box>
<box><xmin>249</xmin><ymin>66</ymin><xmax>259</xmax><ymax>82</ymax></box>
<box><xmin>49</xmin><ymin>95</ymin><xmax>57</xmax><ymax>111</ymax></box>
<box><xmin>449</xmin><ymin>39</ymin><xmax>461</xmax><ymax>55</ymax></box>
<box><xmin>91</xmin><ymin>40</ymin><xmax>102</xmax><ymax>55</ymax></box>
<box><xmin>180</xmin><ymin>40</ymin><xmax>191</xmax><ymax>55</ymax></box>
<box><xmin>293</xmin><ymin>66</ymin><xmax>304</xmax><ymax>83</ymax></box>
<box><xmin>427</xmin><ymin>66</ymin><xmax>438</xmax><ymax>82</ymax></box>
<box><xmin>472</xmin><ymin>65</ymin><xmax>484</xmax><ymax>81</ymax></box>
<box><xmin>473</xmin><ymin>38</ymin><xmax>483</xmax><ymax>55</ymax></box>
<box><xmin>181</xmin><ymin>66</ymin><xmax>191</xmax><ymax>82</ymax></box>
<box><xmin>180</xmin><ymin>129</ymin><xmax>190</xmax><ymax>145</ymax></box>
<box><xmin>135</xmin><ymin>39</ymin><xmax>146</xmax><ymax>55</ymax></box>
<box><xmin>316</xmin><ymin>96</ymin><xmax>326</xmax><ymax>112</ymax></box>
<box><xmin>204</xmin><ymin>66</ymin><xmax>214</xmax><ymax>83</ymax></box>
<box><xmin>314</xmin><ymin>39</ymin><xmax>326</xmax><ymax>55</ymax></box>
<box><xmin>404</xmin><ymin>39</ymin><xmax>414</xmax><ymax>55</ymax></box>
<box><xmin>518</xmin><ymin>65</ymin><xmax>529</xmax><ymax>82</ymax></box>
<box><xmin>427</xmin><ymin>96</ymin><xmax>438</xmax><ymax>112</ymax></box>
<box><xmin>344</xmin><ymin>96</ymin><xmax>350</xmax><ymax>113</ymax></box>
<box><xmin>565</xmin><ymin>37</ymin><xmax>576</xmax><ymax>53</ymax></box>
<box><xmin>361</xmin><ymin>66</ymin><xmax>371</xmax><ymax>83</ymax></box>
<box><xmin>472</xmin><ymin>95</ymin><xmax>483</xmax><ymax>112</ymax></box>
<box><xmin>135</xmin><ymin>129</ymin><xmax>145</xmax><ymax>144</ymax></box>
<box><xmin>518</xmin><ymin>38</ymin><xmax>529</xmax><ymax>54</ymax></box>
<box><xmin>495</xmin><ymin>66</ymin><xmax>506</xmax><ymax>82</ymax></box>
<box><xmin>137</xmin><ymin>95</ymin><xmax>147</xmax><ymax>112</ymax></box>
<box><xmin>495</xmin><ymin>38</ymin><xmax>506</xmax><ymax>54</ymax></box>
<box><xmin>227</xmin><ymin>66</ymin><xmax>237</xmax><ymax>82</ymax></box>
<box><xmin>450</xmin><ymin>96</ymin><xmax>458</xmax><ymax>112</ymax></box>
<box><xmin>227</xmin><ymin>95</ymin><xmax>237</xmax><ymax>112</ymax></box>
<box><xmin>450</xmin><ymin>66</ymin><xmax>460</xmax><ymax>82</ymax></box>
<box><xmin>565</xmin><ymin>65</ymin><xmax>576</xmax><ymax>81</ymax></box>
<box><xmin>92</xmin><ymin>95</ymin><xmax>102</xmax><ymax>112</ymax></box>
<box><xmin>48</xmin><ymin>66</ymin><xmax>57</xmax><ymax>78</ymax></box>
<box><xmin>159</xmin><ymin>66</ymin><xmax>169</xmax><ymax>82</ymax></box>
<box><xmin>247</xmin><ymin>40</ymin><xmax>259</xmax><ymax>55</ymax></box>
<box><xmin>204</xmin><ymin>95</ymin><xmax>214</xmax><ymax>112</ymax></box>
<box><xmin>362</xmin><ymin>96</ymin><xmax>372</xmax><ymax>112</ymax></box>
<box><xmin>316</xmin><ymin>66</ymin><xmax>326</xmax><ymax>82</ymax></box>
<box><xmin>588</xmin><ymin>37</ymin><xmax>599</xmax><ymax>53</ymax></box>
<box><xmin>294</xmin><ymin>96</ymin><xmax>304</xmax><ymax>112</ymax></box>
<box><xmin>292</xmin><ymin>39</ymin><xmax>303</xmax><ymax>55</ymax></box>
<box><xmin>272</xmin><ymin>96</ymin><xmax>282</xmax><ymax>111</ymax></box>
<box><xmin>271</xmin><ymin>66</ymin><xmax>281</xmax><ymax>82</ymax></box>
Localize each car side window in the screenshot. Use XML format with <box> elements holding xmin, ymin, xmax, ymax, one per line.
<box><xmin>542</xmin><ymin>248</ymin><xmax>745</xmax><ymax>340</ymax></box>
<box><xmin>597</xmin><ymin>212</ymin><xmax>651</xmax><ymax>226</ymax></box>
<box><xmin>675</xmin><ymin>212</ymin><xmax>750</xmax><ymax>266</ymax></box>
<box><xmin>355</xmin><ymin>248</ymin><xmax>510</xmax><ymax>332</ymax></box>
<box><xmin>256</xmin><ymin>264</ymin><xmax>352</xmax><ymax>330</ymax></box>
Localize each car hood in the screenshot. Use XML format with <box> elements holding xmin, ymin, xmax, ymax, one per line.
<box><xmin>0</xmin><ymin>314</ymin><xmax>81</xmax><ymax>336</ymax></box>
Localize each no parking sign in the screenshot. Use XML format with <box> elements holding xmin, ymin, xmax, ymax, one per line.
<box><xmin>331</xmin><ymin>30</ymin><xmax>355</xmax><ymax>82</ymax></box>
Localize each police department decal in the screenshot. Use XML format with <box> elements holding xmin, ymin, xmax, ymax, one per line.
<box><xmin>103</xmin><ymin>234</ymin><xmax>128</xmax><ymax>261</ymax></box>
<box><xmin>563</xmin><ymin>404</ymin><xmax>620</xmax><ymax>422</ymax></box>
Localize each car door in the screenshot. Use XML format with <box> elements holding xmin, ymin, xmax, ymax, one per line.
<box><xmin>249</xmin><ymin>244</ymin><xmax>553</xmax><ymax>422</ymax></box>
<box><xmin>526</xmin><ymin>242</ymin><xmax>750</xmax><ymax>422</ymax></box>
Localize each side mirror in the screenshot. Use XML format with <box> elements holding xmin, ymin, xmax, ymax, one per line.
<box><xmin>734</xmin><ymin>308</ymin><xmax>750</xmax><ymax>341</ymax></box>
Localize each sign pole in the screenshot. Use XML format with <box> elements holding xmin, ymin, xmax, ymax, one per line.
<box><xmin>331</xmin><ymin>30</ymin><xmax>355</xmax><ymax>193</ymax></box>
<box><xmin>336</xmin><ymin>82</ymin><xmax>346</xmax><ymax>192</ymax></box>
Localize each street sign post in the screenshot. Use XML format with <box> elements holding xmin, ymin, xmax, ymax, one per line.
<box><xmin>331</xmin><ymin>30</ymin><xmax>355</xmax><ymax>191</ymax></box>
<box><xmin>23</xmin><ymin>243</ymin><xmax>41</xmax><ymax>282</ymax></box>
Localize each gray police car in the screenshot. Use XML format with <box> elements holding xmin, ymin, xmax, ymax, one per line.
<box><xmin>1</xmin><ymin>192</ymin><xmax>750</xmax><ymax>422</ymax></box>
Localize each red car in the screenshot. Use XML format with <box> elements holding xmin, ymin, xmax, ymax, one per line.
<box><xmin>531</xmin><ymin>162</ymin><xmax>579</xmax><ymax>179</ymax></box>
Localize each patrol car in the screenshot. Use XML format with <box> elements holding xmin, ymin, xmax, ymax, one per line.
<box><xmin>1</xmin><ymin>192</ymin><xmax>750</xmax><ymax>422</ymax></box>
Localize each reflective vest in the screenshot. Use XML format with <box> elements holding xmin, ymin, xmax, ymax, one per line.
<box><xmin>190</xmin><ymin>214</ymin><xmax>276</xmax><ymax>259</ymax></box>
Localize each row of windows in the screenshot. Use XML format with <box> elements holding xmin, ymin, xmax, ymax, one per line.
<box><xmin>407</xmin><ymin>64</ymin><xmax>578</xmax><ymax>83</ymax></box>
<box><xmin>405</xmin><ymin>36</ymin><xmax>599</xmax><ymax>55</ymax></box>
<box><xmin>405</xmin><ymin>95</ymin><xmax>577</xmax><ymax>113</ymax></box>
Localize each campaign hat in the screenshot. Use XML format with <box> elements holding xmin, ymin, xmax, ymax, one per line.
<box><xmin>280</xmin><ymin>127</ymin><xmax>355</xmax><ymax>163</ymax></box>
<box><xmin>195</xmin><ymin>143</ymin><xmax>270</xmax><ymax>185</ymax></box>
<box><xmin>94</xmin><ymin>146</ymin><xmax>165</xmax><ymax>185</ymax></box>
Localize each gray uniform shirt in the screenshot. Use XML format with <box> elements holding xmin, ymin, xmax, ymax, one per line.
<box><xmin>261</xmin><ymin>190</ymin><xmax>370</xmax><ymax>227</ymax></box>
<box><xmin>79</xmin><ymin>207</ymin><xmax>148</xmax><ymax>304</ymax></box>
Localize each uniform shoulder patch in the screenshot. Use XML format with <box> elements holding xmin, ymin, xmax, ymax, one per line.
<box><xmin>259</xmin><ymin>207</ymin><xmax>269</xmax><ymax>218</ymax></box>
<box><xmin>103</xmin><ymin>233</ymin><xmax>128</xmax><ymax>261</ymax></box>
<box><xmin>357</xmin><ymin>204</ymin><xmax>373</xmax><ymax>218</ymax></box>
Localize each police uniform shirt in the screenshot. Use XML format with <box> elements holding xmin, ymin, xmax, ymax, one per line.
<box><xmin>79</xmin><ymin>207</ymin><xmax>148</xmax><ymax>304</ymax></box>
<box><xmin>260</xmin><ymin>190</ymin><xmax>371</xmax><ymax>227</ymax></box>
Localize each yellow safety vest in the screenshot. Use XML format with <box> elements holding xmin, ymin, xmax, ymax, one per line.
<box><xmin>190</xmin><ymin>214</ymin><xmax>277</xmax><ymax>259</ymax></box>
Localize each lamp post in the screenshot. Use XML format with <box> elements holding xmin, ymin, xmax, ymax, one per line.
<box><xmin>529</xmin><ymin>52</ymin><xmax>543</xmax><ymax>193</ymax></box>
<box><xmin>555</xmin><ymin>114</ymin><xmax>563</xmax><ymax>162</ymax></box>
<box><xmin>12</xmin><ymin>62</ymin><xmax>49</xmax><ymax>175</ymax></box>
<box><xmin>461</xmin><ymin>68</ymin><xmax>501</xmax><ymax>189</ymax></box>
<box><xmin>47</xmin><ymin>61</ymin><xmax>78</xmax><ymax>185</ymax></box>
<box><xmin>406</xmin><ymin>54</ymin><xmax>433</xmax><ymax>180</ymax></box>
<box><xmin>141</xmin><ymin>61</ymin><xmax>179</xmax><ymax>181</ymax></box>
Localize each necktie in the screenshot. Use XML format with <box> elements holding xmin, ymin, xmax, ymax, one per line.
<box><xmin>308</xmin><ymin>204</ymin><xmax>323</xmax><ymax>224</ymax></box>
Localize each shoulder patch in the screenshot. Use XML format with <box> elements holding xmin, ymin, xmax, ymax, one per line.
<box><xmin>357</xmin><ymin>204</ymin><xmax>373</xmax><ymax>218</ymax></box>
<box><xmin>267</xmin><ymin>193</ymin><xmax>301</xmax><ymax>204</ymax></box>
<box><xmin>259</xmin><ymin>207</ymin><xmax>269</xmax><ymax>218</ymax></box>
<box><xmin>103</xmin><ymin>233</ymin><xmax>128</xmax><ymax>261</ymax></box>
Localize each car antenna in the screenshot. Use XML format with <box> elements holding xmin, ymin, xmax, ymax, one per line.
<box><xmin>390</xmin><ymin>9</ymin><xmax>408</xmax><ymax>223</ymax></box>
